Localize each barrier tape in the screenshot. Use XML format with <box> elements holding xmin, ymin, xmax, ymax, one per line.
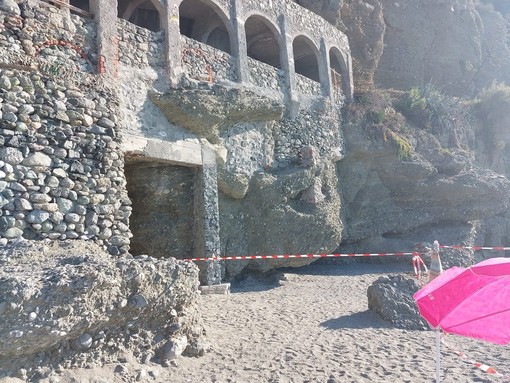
<box><xmin>441</xmin><ymin>245</ymin><xmax>510</xmax><ymax>251</ymax></box>
<box><xmin>441</xmin><ymin>335</ymin><xmax>507</xmax><ymax>378</ymax></box>
<box><xmin>183</xmin><ymin>251</ymin><xmax>419</xmax><ymax>262</ymax></box>
<box><xmin>183</xmin><ymin>244</ymin><xmax>510</xmax><ymax>262</ymax></box>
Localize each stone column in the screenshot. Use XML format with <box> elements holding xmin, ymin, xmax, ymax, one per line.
<box><xmin>92</xmin><ymin>0</ymin><xmax>118</xmax><ymax>79</ymax></box>
<box><xmin>231</xmin><ymin>0</ymin><xmax>249</xmax><ymax>83</ymax></box>
<box><xmin>194</xmin><ymin>145</ymin><xmax>223</xmax><ymax>285</ymax></box>
<box><xmin>320</xmin><ymin>38</ymin><xmax>333</xmax><ymax>99</ymax></box>
<box><xmin>278</xmin><ymin>14</ymin><xmax>299</xmax><ymax>115</ymax></box>
<box><xmin>164</xmin><ymin>0</ymin><xmax>184</xmax><ymax>85</ymax></box>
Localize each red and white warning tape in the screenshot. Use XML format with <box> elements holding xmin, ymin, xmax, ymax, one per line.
<box><xmin>441</xmin><ymin>335</ymin><xmax>507</xmax><ymax>377</ymax></box>
<box><xmin>441</xmin><ymin>245</ymin><xmax>510</xmax><ymax>251</ymax></box>
<box><xmin>183</xmin><ymin>244</ymin><xmax>510</xmax><ymax>262</ymax></box>
<box><xmin>183</xmin><ymin>251</ymin><xmax>419</xmax><ymax>262</ymax></box>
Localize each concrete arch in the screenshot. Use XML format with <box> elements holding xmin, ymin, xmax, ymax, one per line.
<box><xmin>244</xmin><ymin>12</ymin><xmax>283</xmax><ymax>69</ymax></box>
<box><xmin>292</xmin><ymin>34</ymin><xmax>322</xmax><ymax>83</ymax></box>
<box><xmin>120</xmin><ymin>0</ymin><xmax>165</xmax><ymax>31</ymax></box>
<box><xmin>179</xmin><ymin>0</ymin><xmax>234</xmax><ymax>54</ymax></box>
<box><xmin>329</xmin><ymin>45</ymin><xmax>352</xmax><ymax>99</ymax></box>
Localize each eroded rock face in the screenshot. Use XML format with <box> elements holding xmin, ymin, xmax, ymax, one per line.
<box><xmin>220</xmin><ymin>161</ymin><xmax>342</xmax><ymax>276</ymax></box>
<box><xmin>0</xmin><ymin>240</ymin><xmax>205</xmax><ymax>380</ymax></box>
<box><xmin>376</xmin><ymin>0</ymin><xmax>510</xmax><ymax>96</ymax></box>
<box><xmin>340</xmin><ymin>0</ymin><xmax>385</xmax><ymax>93</ymax></box>
<box><xmin>376</xmin><ymin>0</ymin><xmax>483</xmax><ymax>95</ymax></box>
<box><xmin>334</xmin><ymin>92</ymin><xmax>510</xmax><ymax>254</ymax></box>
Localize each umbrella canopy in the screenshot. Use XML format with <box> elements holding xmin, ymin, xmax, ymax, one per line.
<box><xmin>414</xmin><ymin>257</ymin><xmax>510</xmax><ymax>345</ymax></box>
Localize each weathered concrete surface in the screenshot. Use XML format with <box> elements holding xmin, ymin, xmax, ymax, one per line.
<box><xmin>152</xmin><ymin>85</ymin><xmax>285</xmax><ymax>144</ymax></box>
<box><xmin>121</xmin><ymin>136</ymin><xmax>202</xmax><ymax>167</ymax></box>
<box><xmin>0</xmin><ymin>240</ymin><xmax>205</xmax><ymax>380</ymax></box>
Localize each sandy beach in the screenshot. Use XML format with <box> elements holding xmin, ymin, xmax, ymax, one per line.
<box><xmin>54</xmin><ymin>261</ymin><xmax>509</xmax><ymax>383</ymax></box>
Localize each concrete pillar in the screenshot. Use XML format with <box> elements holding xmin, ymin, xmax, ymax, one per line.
<box><xmin>194</xmin><ymin>145</ymin><xmax>223</xmax><ymax>285</ymax></box>
<box><xmin>165</xmin><ymin>0</ymin><xmax>184</xmax><ymax>85</ymax></box>
<box><xmin>343</xmin><ymin>51</ymin><xmax>354</xmax><ymax>102</ymax></box>
<box><xmin>92</xmin><ymin>0</ymin><xmax>118</xmax><ymax>79</ymax></box>
<box><xmin>231</xmin><ymin>0</ymin><xmax>249</xmax><ymax>83</ymax></box>
<box><xmin>278</xmin><ymin>14</ymin><xmax>299</xmax><ymax>115</ymax></box>
<box><xmin>320</xmin><ymin>38</ymin><xmax>333</xmax><ymax>99</ymax></box>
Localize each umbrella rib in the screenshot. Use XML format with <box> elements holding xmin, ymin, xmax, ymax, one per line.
<box><xmin>444</xmin><ymin>307</ymin><xmax>510</xmax><ymax>332</ymax></box>
<box><xmin>437</xmin><ymin>273</ymin><xmax>504</xmax><ymax>328</ymax></box>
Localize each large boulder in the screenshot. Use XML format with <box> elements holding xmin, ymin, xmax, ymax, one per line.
<box><xmin>0</xmin><ymin>240</ymin><xmax>205</xmax><ymax>381</ymax></box>
<box><xmin>367</xmin><ymin>274</ymin><xmax>429</xmax><ymax>330</ymax></box>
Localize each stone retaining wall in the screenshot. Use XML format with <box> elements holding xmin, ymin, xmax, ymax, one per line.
<box><xmin>117</xmin><ymin>19</ymin><xmax>165</xmax><ymax>69</ymax></box>
<box><xmin>274</xmin><ymin>110</ymin><xmax>343</xmax><ymax>167</ymax></box>
<box><xmin>0</xmin><ymin>67</ymin><xmax>131</xmax><ymax>253</ymax></box>
<box><xmin>181</xmin><ymin>36</ymin><xmax>236</xmax><ymax>83</ymax></box>
<box><xmin>295</xmin><ymin>73</ymin><xmax>322</xmax><ymax>96</ymax></box>
<box><xmin>0</xmin><ymin>3</ymin><xmax>133</xmax><ymax>252</ymax></box>
<box><xmin>247</xmin><ymin>57</ymin><xmax>285</xmax><ymax>94</ymax></box>
<box><xmin>0</xmin><ymin>3</ymin><xmax>96</xmax><ymax>81</ymax></box>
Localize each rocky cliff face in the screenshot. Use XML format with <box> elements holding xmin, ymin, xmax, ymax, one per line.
<box><xmin>299</xmin><ymin>0</ymin><xmax>510</xmax><ymax>95</ymax></box>
<box><xmin>335</xmin><ymin>90</ymin><xmax>510</xmax><ymax>254</ymax></box>
<box><xmin>376</xmin><ymin>0</ymin><xmax>510</xmax><ymax>96</ymax></box>
<box><xmin>293</xmin><ymin>0</ymin><xmax>510</xmax><ymax>256</ymax></box>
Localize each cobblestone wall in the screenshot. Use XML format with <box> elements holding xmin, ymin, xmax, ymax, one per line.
<box><xmin>181</xmin><ymin>36</ymin><xmax>236</xmax><ymax>83</ymax></box>
<box><xmin>0</xmin><ymin>4</ymin><xmax>131</xmax><ymax>252</ymax></box>
<box><xmin>274</xmin><ymin>110</ymin><xmax>343</xmax><ymax>167</ymax></box>
<box><xmin>0</xmin><ymin>3</ymin><xmax>97</xmax><ymax>81</ymax></box>
<box><xmin>117</xmin><ymin>19</ymin><xmax>165</xmax><ymax>69</ymax></box>
<box><xmin>247</xmin><ymin>57</ymin><xmax>285</xmax><ymax>93</ymax></box>
<box><xmin>295</xmin><ymin>73</ymin><xmax>322</xmax><ymax>96</ymax></box>
<box><xmin>0</xmin><ymin>68</ymin><xmax>131</xmax><ymax>252</ymax></box>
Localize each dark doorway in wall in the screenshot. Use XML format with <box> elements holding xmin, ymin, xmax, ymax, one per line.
<box><xmin>293</xmin><ymin>36</ymin><xmax>320</xmax><ymax>82</ymax></box>
<box><xmin>245</xmin><ymin>15</ymin><xmax>281</xmax><ymax>68</ymax></box>
<box><xmin>179</xmin><ymin>0</ymin><xmax>231</xmax><ymax>54</ymax></box>
<box><xmin>125</xmin><ymin>161</ymin><xmax>195</xmax><ymax>259</ymax></box>
<box><xmin>118</xmin><ymin>0</ymin><xmax>161</xmax><ymax>32</ymax></box>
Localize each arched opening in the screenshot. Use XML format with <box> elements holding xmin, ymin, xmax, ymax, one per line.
<box><xmin>118</xmin><ymin>0</ymin><xmax>163</xmax><ymax>32</ymax></box>
<box><xmin>245</xmin><ymin>15</ymin><xmax>281</xmax><ymax>68</ymax></box>
<box><xmin>293</xmin><ymin>36</ymin><xmax>320</xmax><ymax>82</ymax></box>
<box><xmin>179</xmin><ymin>0</ymin><xmax>232</xmax><ymax>54</ymax></box>
<box><xmin>329</xmin><ymin>47</ymin><xmax>350</xmax><ymax>98</ymax></box>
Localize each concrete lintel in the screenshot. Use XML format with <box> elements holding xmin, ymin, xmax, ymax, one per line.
<box><xmin>122</xmin><ymin>135</ymin><xmax>202</xmax><ymax>166</ymax></box>
<box><xmin>199</xmin><ymin>283</ymin><xmax>231</xmax><ymax>295</ymax></box>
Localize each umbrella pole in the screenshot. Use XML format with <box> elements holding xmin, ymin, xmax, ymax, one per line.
<box><xmin>435</xmin><ymin>329</ymin><xmax>441</xmax><ymax>383</ymax></box>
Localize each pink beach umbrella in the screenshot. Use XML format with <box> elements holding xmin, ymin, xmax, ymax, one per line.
<box><xmin>413</xmin><ymin>257</ymin><xmax>510</xmax><ymax>382</ymax></box>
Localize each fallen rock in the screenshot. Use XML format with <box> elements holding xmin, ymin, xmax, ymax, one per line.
<box><xmin>367</xmin><ymin>274</ymin><xmax>429</xmax><ymax>330</ymax></box>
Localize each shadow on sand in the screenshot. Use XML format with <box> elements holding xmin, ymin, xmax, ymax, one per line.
<box><xmin>321</xmin><ymin>310</ymin><xmax>393</xmax><ymax>330</ymax></box>
<box><xmin>283</xmin><ymin>260</ymin><xmax>411</xmax><ymax>277</ymax></box>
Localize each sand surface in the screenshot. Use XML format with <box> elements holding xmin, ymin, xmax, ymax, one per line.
<box><xmin>56</xmin><ymin>261</ymin><xmax>509</xmax><ymax>383</ymax></box>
